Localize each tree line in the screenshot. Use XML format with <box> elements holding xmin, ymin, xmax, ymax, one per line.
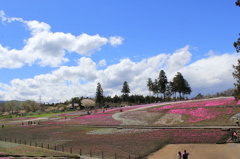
<box><xmin>147</xmin><ymin>70</ymin><xmax>191</xmax><ymax>101</ymax></box>
<box><xmin>94</xmin><ymin>70</ymin><xmax>192</xmax><ymax>108</ymax></box>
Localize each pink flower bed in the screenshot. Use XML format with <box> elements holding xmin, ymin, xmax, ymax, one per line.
<box><xmin>44</xmin><ymin>114</ymin><xmax>122</xmax><ymax>125</ymax></box>
<box><xmin>170</xmin><ymin>129</ymin><xmax>227</xmax><ymax>143</ymax></box>
<box><xmin>152</xmin><ymin>97</ymin><xmax>237</xmax><ymax>111</ymax></box>
<box><xmin>74</xmin><ymin>114</ymin><xmax>122</xmax><ymax>125</ymax></box>
<box><xmin>97</xmin><ymin>104</ymin><xmax>154</xmax><ymax>114</ymax></box>
<box><xmin>138</xmin><ymin>129</ymin><xmax>227</xmax><ymax>143</ymax></box>
<box><xmin>168</xmin><ymin>108</ymin><xmax>233</xmax><ymax>123</ymax></box>
<box><xmin>237</xmin><ymin>100</ymin><xmax>240</xmax><ymax>105</ymax></box>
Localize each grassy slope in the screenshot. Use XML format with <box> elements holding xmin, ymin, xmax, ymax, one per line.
<box><xmin>0</xmin><ymin>141</ymin><xmax>78</xmax><ymax>158</ymax></box>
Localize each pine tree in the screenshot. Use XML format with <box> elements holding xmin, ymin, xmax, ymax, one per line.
<box><xmin>236</xmin><ymin>0</ymin><xmax>240</xmax><ymax>6</ymax></box>
<box><xmin>121</xmin><ymin>81</ymin><xmax>130</xmax><ymax>102</ymax></box>
<box><xmin>158</xmin><ymin>70</ymin><xmax>168</xmax><ymax>101</ymax></box>
<box><xmin>233</xmin><ymin>60</ymin><xmax>240</xmax><ymax>100</ymax></box>
<box><xmin>234</xmin><ymin>1</ymin><xmax>240</xmax><ymax>51</ymax></box>
<box><xmin>172</xmin><ymin>72</ymin><xmax>191</xmax><ymax>100</ymax></box>
<box><xmin>233</xmin><ymin>1</ymin><xmax>240</xmax><ymax>100</ymax></box>
<box><xmin>147</xmin><ymin>78</ymin><xmax>153</xmax><ymax>96</ymax></box>
<box><xmin>95</xmin><ymin>82</ymin><xmax>103</xmax><ymax>108</ymax></box>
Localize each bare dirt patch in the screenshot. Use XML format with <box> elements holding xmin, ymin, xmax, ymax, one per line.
<box><xmin>154</xmin><ymin>114</ymin><xmax>184</xmax><ymax>125</ymax></box>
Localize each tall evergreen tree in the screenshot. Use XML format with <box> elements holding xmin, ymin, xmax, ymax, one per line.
<box><xmin>182</xmin><ymin>79</ymin><xmax>192</xmax><ymax>99</ymax></box>
<box><xmin>172</xmin><ymin>72</ymin><xmax>191</xmax><ymax>100</ymax></box>
<box><xmin>95</xmin><ymin>82</ymin><xmax>104</xmax><ymax>108</ymax></box>
<box><xmin>121</xmin><ymin>81</ymin><xmax>130</xmax><ymax>102</ymax></box>
<box><xmin>233</xmin><ymin>60</ymin><xmax>240</xmax><ymax>100</ymax></box>
<box><xmin>234</xmin><ymin>33</ymin><xmax>240</xmax><ymax>53</ymax></box>
<box><xmin>233</xmin><ymin>1</ymin><xmax>240</xmax><ymax>100</ymax></box>
<box><xmin>113</xmin><ymin>95</ymin><xmax>121</xmax><ymax>103</ymax></box>
<box><xmin>236</xmin><ymin>0</ymin><xmax>240</xmax><ymax>6</ymax></box>
<box><xmin>165</xmin><ymin>81</ymin><xmax>173</xmax><ymax>101</ymax></box>
<box><xmin>147</xmin><ymin>78</ymin><xmax>153</xmax><ymax>96</ymax></box>
<box><xmin>234</xmin><ymin>1</ymin><xmax>240</xmax><ymax>52</ymax></box>
<box><xmin>152</xmin><ymin>79</ymin><xmax>159</xmax><ymax>97</ymax></box>
<box><xmin>158</xmin><ymin>70</ymin><xmax>168</xmax><ymax>101</ymax></box>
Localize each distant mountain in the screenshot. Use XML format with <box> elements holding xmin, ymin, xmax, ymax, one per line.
<box><xmin>0</xmin><ymin>101</ymin><xmax>6</xmax><ymax>103</ymax></box>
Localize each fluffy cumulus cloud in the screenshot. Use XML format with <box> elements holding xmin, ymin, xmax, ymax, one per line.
<box><xmin>109</xmin><ymin>36</ymin><xmax>124</xmax><ymax>47</ymax></box>
<box><xmin>179</xmin><ymin>53</ymin><xmax>239</xmax><ymax>96</ymax></box>
<box><xmin>0</xmin><ymin>10</ymin><xmax>123</xmax><ymax>68</ymax></box>
<box><xmin>0</xmin><ymin>10</ymin><xmax>239</xmax><ymax>103</ymax></box>
<box><xmin>98</xmin><ymin>59</ymin><xmax>107</xmax><ymax>67</ymax></box>
<box><xmin>0</xmin><ymin>44</ymin><xmax>239</xmax><ymax>103</ymax></box>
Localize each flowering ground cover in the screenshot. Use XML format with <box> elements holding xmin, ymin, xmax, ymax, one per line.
<box><xmin>38</xmin><ymin>97</ymin><xmax>240</xmax><ymax>126</ymax></box>
<box><xmin>73</xmin><ymin>113</ymin><xmax>122</xmax><ymax>125</ymax></box>
<box><xmin>0</xmin><ymin>125</ymin><xmax>229</xmax><ymax>159</ymax></box>
<box><xmin>43</xmin><ymin>113</ymin><xmax>122</xmax><ymax>125</ymax></box>
<box><xmin>151</xmin><ymin>97</ymin><xmax>238</xmax><ymax>111</ymax></box>
<box><xmin>146</xmin><ymin>97</ymin><xmax>240</xmax><ymax>125</ymax></box>
<box><xmin>151</xmin><ymin>107</ymin><xmax>240</xmax><ymax>125</ymax></box>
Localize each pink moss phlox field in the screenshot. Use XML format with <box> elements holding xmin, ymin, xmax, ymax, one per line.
<box><xmin>139</xmin><ymin>129</ymin><xmax>227</xmax><ymax>143</ymax></box>
<box><xmin>152</xmin><ymin>97</ymin><xmax>237</xmax><ymax>111</ymax></box>
<box><xmin>237</xmin><ymin>100</ymin><xmax>240</xmax><ymax>105</ymax></box>
<box><xmin>45</xmin><ymin>114</ymin><xmax>122</xmax><ymax>125</ymax></box>
<box><xmin>96</xmin><ymin>104</ymin><xmax>153</xmax><ymax>114</ymax></box>
<box><xmin>171</xmin><ymin>129</ymin><xmax>227</xmax><ymax>143</ymax></box>
<box><xmin>168</xmin><ymin>108</ymin><xmax>233</xmax><ymax>123</ymax></box>
<box><xmin>74</xmin><ymin>114</ymin><xmax>122</xmax><ymax>125</ymax></box>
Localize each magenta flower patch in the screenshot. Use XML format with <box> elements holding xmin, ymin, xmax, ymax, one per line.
<box><xmin>73</xmin><ymin>114</ymin><xmax>122</xmax><ymax>125</ymax></box>
<box><xmin>151</xmin><ymin>97</ymin><xmax>237</xmax><ymax>112</ymax></box>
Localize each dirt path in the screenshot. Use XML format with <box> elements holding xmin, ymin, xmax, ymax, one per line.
<box><xmin>147</xmin><ymin>143</ymin><xmax>240</xmax><ymax>159</ymax></box>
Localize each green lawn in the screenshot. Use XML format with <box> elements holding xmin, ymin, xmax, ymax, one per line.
<box><xmin>0</xmin><ymin>141</ymin><xmax>78</xmax><ymax>158</ymax></box>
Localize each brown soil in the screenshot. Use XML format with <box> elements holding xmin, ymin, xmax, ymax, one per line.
<box><xmin>147</xmin><ymin>143</ymin><xmax>240</xmax><ymax>159</ymax></box>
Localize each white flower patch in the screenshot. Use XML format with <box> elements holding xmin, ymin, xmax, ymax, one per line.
<box><xmin>86</xmin><ymin>128</ymin><xmax>154</xmax><ymax>135</ymax></box>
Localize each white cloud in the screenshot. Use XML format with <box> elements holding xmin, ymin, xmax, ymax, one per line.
<box><xmin>69</xmin><ymin>33</ymin><xmax>108</xmax><ymax>55</ymax></box>
<box><xmin>0</xmin><ymin>10</ymin><xmax>7</xmax><ymax>21</ymax></box>
<box><xmin>24</xmin><ymin>20</ymin><xmax>51</xmax><ymax>35</ymax></box>
<box><xmin>0</xmin><ymin>11</ymin><xmax>238</xmax><ymax>103</ymax></box>
<box><xmin>0</xmin><ymin>45</ymin><xmax>239</xmax><ymax>103</ymax></box>
<box><xmin>205</xmin><ymin>50</ymin><xmax>215</xmax><ymax>56</ymax></box>
<box><xmin>0</xmin><ymin>10</ymin><xmax>123</xmax><ymax>68</ymax></box>
<box><xmin>179</xmin><ymin>53</ymin><xmax>239</xmax><ymax>96</ymax></box>
<box><xmin>164</xmin><ymin>45</ymin><xmax>192</xmax><ymax>73</ymax></box>
<box><xmin>98</xmin><ymin>59</ymin><xmax>107</xmax><ymax>67</ymax></box>
<box><xmin>109</xmin><ymin>36</ymin><xmax>124</xmax><ymax>46</ymax></box>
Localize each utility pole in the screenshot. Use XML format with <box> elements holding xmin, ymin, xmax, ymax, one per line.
<box><xmin>39</xmin><ymin>95</ymin><xmax>43</xmax><ymax>112</ymax></box>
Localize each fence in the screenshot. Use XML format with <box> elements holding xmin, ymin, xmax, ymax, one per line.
<box><xmin>0</xmin><ymin>138</ymin><xmax>141</xmax><ymax>159</ymax></box>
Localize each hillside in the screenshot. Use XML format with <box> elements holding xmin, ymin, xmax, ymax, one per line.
<box><xmin>0</xmin><ymin>97</ymin><xmax>238</xmax><ymax>158</ymax></box>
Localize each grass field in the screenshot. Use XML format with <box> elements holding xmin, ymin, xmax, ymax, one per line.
<box><xmin>0</xmin><ymin>141</ymin><xmax>79</xmax><ymax>158</ymax></box>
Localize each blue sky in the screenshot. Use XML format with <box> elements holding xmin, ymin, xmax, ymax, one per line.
<box><xmin>0</xmin><ymin>0</ymin><xmax>240</xmax><ymax>103</ymax></box>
